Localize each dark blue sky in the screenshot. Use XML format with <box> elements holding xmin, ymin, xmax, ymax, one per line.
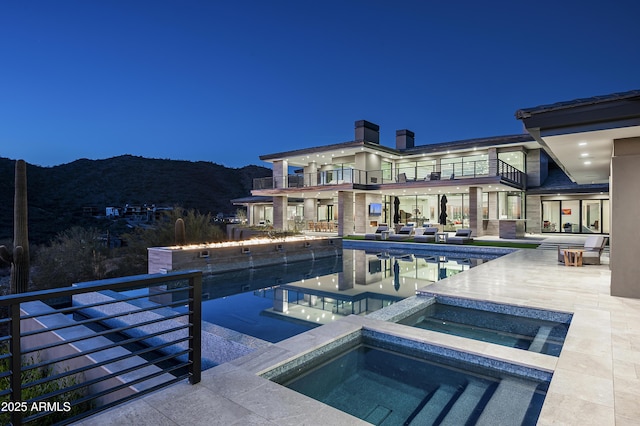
<box><xmin>2</xmin><ymin>1</ymin><xmax>639</xmax><ymax>168</ymax></box>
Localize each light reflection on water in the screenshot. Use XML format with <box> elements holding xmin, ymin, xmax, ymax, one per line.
<box><xmin>194</xmin><ymin>248</ymin><xmax>497</xmax><ymax>342</ymax></box>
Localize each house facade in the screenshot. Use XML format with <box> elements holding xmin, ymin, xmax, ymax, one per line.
<box><xmin>245</xmin><ymin>120</ymin><xmax>609</xmax><ymax>238</ymax></box>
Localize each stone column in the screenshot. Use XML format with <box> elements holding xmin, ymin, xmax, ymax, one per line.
<box><xmin>468</xmin><ymin>187</ymin><xmax>483</xmax><ymax>237</ymax></box>
<box><xmin>338</xmin><ymin>191</ymin><xmax>354</xmax><ymax>236</ymax></box>
<box><xmin>611</xmin><ymin>137</ymin><xmax>640</xmax><ymax>298</ymax></box>
<box><xmin>526</xmin><ymin>195</ymin><xmax>541</xmax><ymax>233</ymax></box>
<box><xmin>273</xmin><ymin>160</ymin><xmax>288</xmax><ymax>189</ymax></box>
<box><xmin>488</xmin><ymin>148</ymin><xmax>498</xmax><ymax>176</ymax></box>
<box><xmin>303</xmin><ymin>162</ymin><xmax>317</xmax><ymax>187</ymax></box>
<box><xmin>304</xmin><ymin>198</ymin><xmax>316</xmax><ymax>224</ymax></box>
<box><xmin>354</xmin><ymin>193</ymin><xmax>367</xmax><ymax>233</ymax></box>
<box><xmin>272</xmin><ymin>196</ymin><xmax>287</xmax><ymax>231</ymax></box>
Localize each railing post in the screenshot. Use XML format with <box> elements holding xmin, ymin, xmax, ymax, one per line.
<box><xmin>188</xmin><ymin>273</ymin><xmax>202</xmax><ymax>384</ymax></box>
<box><xmin>10</xmin><ymin>304</ymin><xmax>22</xmax><ymax>426</ymax></box>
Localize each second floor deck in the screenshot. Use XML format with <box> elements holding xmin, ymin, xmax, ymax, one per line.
<box><xmin>253</xmin><ymin>159</ymin><xmax>525</xmax><ymax>192</ymax></box>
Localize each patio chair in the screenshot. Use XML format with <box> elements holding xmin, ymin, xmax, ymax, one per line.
<box><xmin>414</xmin><ymin>227</ymin><xmax>439</xmax><ymax>243</ymax></box>
<box><xmin>389</xmin><ymin>226</ymin><xmax>417</xmax><ymax>241</ymax></box>
<box><xmin>448</xmin><ymin>228</ymin><xmax>473</xmax><ymax>244</ymax></box>
<box><xmin>365</xmin><ymin>224</ymin><xmax>389</xmax><ymax>240</ymax></box>
<box><xmin>557</xmin><ymin>235</ymin><xmax>608</xmax><ymax>265</ymax></box>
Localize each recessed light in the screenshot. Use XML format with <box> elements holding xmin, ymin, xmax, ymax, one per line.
<box><xmin>578</xmin><ymin>142</ymin><xmax>587</xmax><ymax>146</ymax></box>
<box><xmin>584</xmin><ymin>161</ymin><xmax>591</xmax><ymax>165</ymax></box>
<box><xmin>580</xmin><ymin>153</ymin><xmax>589</xmax><ymax>157</ymax></box>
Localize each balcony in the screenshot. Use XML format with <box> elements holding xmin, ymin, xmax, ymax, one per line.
<box><xmin>253</xmin><ymin>159</ymin><xmax>525</xmax><ymax>191</ymax></box>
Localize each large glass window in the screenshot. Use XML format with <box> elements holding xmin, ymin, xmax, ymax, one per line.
<box><xmin>416</xmin><ymin>160</ymin><xmax>436</xmax><ymax>180</ymax></box>
<box><xmin>498</xmin><ymin>191</ymin><xmax>523</xmax><ymax>219</ymax></box>
<box><xmin>542</xmin><ymin>198</ymin><xmax>609</xmax><ymax>234</ymax></box>
<box><xmin>542</xmin><ymin>201</ymin><xmax>560</xmax><ymax>232</ymax></box>
<box><xmin>441</xmin><ymin>154</ymin><xmax>489</xmax><ymax>178</ymax></box>
<box><xmin>560</xmin><ymin>200</ymin><xmax>580</xmax><ymax>233</ymax></box>
<box><xmin>498</xmin><ymin>151</ymin><xmax>525</xmax><ymax>171</ymax></box>
<box><xmin>482</xmin><ymin>193</ymin><xmax>489</xmax><ymax>219</ymax></box>
<box><xmin>393</xmin><ymin>195</ymin><xmax>439</xmax><ymax>226</ymax></box>
<box><xmin>582</xmin><ymin>200</ymin><xmax>602</xmax><ymax>233</ymax></box>
<box><xmin>382</xmin><ymin>161</ymin><xmax>392</xmax><ymax>182</ymax></box>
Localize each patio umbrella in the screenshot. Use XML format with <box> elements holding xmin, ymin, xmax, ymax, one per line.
<box><xmin>439</xmin><ymin>195</ymin><xmax>448</xmax><ymax>225</ymax></box>
<box><xmin>393</xmin><ymin>197</ymin><xmax>400</xmax><ymax>224</ymax></box>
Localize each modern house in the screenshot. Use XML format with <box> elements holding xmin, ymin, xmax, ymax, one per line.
<box><xmin>240</xmin><ymin>89</ymin><xmax>640</xmax><ymax>298</ymax></box>
<box><xmin>244</xmin><ymin>122</ymin><xmax>609</xmax><ymax>239</ymax></box>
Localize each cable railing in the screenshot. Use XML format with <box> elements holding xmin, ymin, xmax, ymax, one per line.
<box><xmin>0</xmin><ymin>270</ymin><xmax>202</xmax><ymax>425</ymax></box>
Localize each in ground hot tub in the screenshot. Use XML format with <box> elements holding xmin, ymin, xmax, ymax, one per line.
<box><xmin>263</xmin><ymin>330</ymin><xmax>551</xmax><ymax>426</ymax></box>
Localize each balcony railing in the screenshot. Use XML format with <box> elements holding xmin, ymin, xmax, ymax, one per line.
<box><xmin>0</xmin><ymin>270</ymin><xmax>202</xmax><ymax>425</ymax></box>
<box><xmin>497</xmin><ymin>159</ymin><xmax>525</xmax><ymax>187</ymax></box>
<box><xmin>253</xmin><ymin>159</ymin><xmax>524</xmax><ymax>190</ymax></box>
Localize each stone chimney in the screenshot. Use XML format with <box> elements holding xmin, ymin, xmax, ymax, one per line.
<box><xmin>354</xmin><ymin>120</ymin><xmax>380</xmax><ymax>144</ymax></box>
<box><xmin>396</xmin><ymin>129</ymin><xmax>415</xmax><ymax>150</ymax></box>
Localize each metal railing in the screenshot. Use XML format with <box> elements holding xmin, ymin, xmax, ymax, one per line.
<box><xmin>0</xmin><ymin>270</ymin><xmax>202</xmax><ymax>425</ymax></box>
<box><xmin>253</xmin><ymin>159</ymin><xmax>524</xmax><ymax>190</ymax></box>
<box><xmin>497</xmin><ymin>160</ymin><xmax>525</xmax><ymax>187</ymax></box>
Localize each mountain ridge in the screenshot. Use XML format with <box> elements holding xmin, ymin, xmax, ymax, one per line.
<box><xmin>0</xmin><ymin>155</ymin><xmax>271</xmax><ymax>244</ymax></box>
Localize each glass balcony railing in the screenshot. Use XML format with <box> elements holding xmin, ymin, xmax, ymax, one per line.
<box><xmin>253</xmin><ymin>160</ymin><xmax>524</xmax><ymax>190</ymax></box>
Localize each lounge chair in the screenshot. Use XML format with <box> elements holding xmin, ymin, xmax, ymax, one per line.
<box><xmin>365</xmin><ymin>225</ymin><xmax>389</xmax><ymax>240</ymax></box>
<box><xmin>389</xmin><ymin>226</ymin><xmax>417</xmax><ymax>241</ymax></box>
<box><xmin>448</xmin><ymin>229</ymin><xmax>473</xmax><ymax>244</ymax></box>
<box><xmin>557</xmin><ymin>235</ymin><xmax>608</xmax><ymax>265</ymax></box>
<box><xmin>414</xmin><ymin>227</ymin><xmax>439</xmax><ymax>243</ymax></box>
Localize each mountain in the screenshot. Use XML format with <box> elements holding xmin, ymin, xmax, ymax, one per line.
<box><xmin>0</xmin><ymin>155</ymin><xmax>271</xmax><ymax>244</ymax></box>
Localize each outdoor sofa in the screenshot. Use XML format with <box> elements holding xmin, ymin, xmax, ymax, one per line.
<box><xmin>557</xmin><ymin>235</ymin><xmax>608</xmax><ymax>265</ymax></box>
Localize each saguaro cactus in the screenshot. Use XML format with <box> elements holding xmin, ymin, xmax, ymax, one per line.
<box><xmin>175</xmin><ymin>218</ymin><xmax>186</xmax><ymax>245</ymax></box>
<box><xmin>0</xmin><ymin>160</ymin><xmax>30</xmax><ymax>293</ymax></box>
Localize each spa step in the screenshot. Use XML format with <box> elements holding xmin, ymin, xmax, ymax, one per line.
<box><xmin>475</xmin><ymin>377</ymin><xmax>539</xmax><ymax>426</ymax></box>
<box><xmin>528</xmin><ymin>325</ymin><xmax>552</xmax><ymax>353</ymax></box>
<box><xmin>440</xmin><ymin>380</ymin><xmax>493</xmax><ymax>425</ymax></box>
<box><xmin>407</xmin><ymin>385</ymin><xmax>459</xmax><ymax>425</ymax></box>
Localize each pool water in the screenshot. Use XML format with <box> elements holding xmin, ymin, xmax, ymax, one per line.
<box><xmin>277</xmin><ymin>338</ymin><xmax>548</xmax><ymax>426</ymax></box>
<box><xmin>195</xmin><ymin>248</ymin><xmax>496</xmax><ymax>343</ymax></box>
<box><xmin>398</xmin><ymin>302</ymin><xmax>570</xmax><ymax>356</ymax></box>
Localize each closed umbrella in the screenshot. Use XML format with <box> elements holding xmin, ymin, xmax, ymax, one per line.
<box><xmin>439</xmin><ymin>195</ymin><xmax>448</xmax><ymax>225</ymax></box>
<box><xmin>393</xmin><ymin>197</ymin><xmax>400</xmax><ymax>224</ymax></box>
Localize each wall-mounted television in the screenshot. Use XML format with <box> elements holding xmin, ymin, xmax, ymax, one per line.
<box><xmin>369</xmin><ymin>203</ymin><xmax>382</xmax><ymax>216</ymax></box>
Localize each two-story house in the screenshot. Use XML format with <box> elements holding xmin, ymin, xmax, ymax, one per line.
<box><xmin>244</xmin><ymin>120</ymin><xmax>609</xmax><ymax>238</ymax></box>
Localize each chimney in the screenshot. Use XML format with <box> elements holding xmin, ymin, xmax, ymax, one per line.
<box><xmin>396</xmin><ymin>129</ymin><xmax>415</xmax><ymax>150</ymax></box>
<box><xmin>354</xmin><ymin>120</ymin><xmax>380</xmax><ymax>144</ymax></box>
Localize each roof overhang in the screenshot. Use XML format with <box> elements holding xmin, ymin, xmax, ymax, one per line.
<box><xmin>516</xmin><ymin>90</ymin><xmax>640</xmax><ymax>184</ymax></box>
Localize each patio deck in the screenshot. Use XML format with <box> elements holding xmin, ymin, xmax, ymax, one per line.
<box><xmin>76</xmin><ymin>238</ymin><xmax>639</xmax><ymax>426</ymax></box>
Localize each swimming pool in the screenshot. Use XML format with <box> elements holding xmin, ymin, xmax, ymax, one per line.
<box><xmin>196</xmin><ymin>247</ymin><xmax>499</xmax><ymax>342</ymax></box>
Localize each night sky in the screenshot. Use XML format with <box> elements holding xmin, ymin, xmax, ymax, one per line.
<box><xmin>2</xmin><ymin>1</ymin><xmax>639</xmax><ymax>168</ymax></box>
